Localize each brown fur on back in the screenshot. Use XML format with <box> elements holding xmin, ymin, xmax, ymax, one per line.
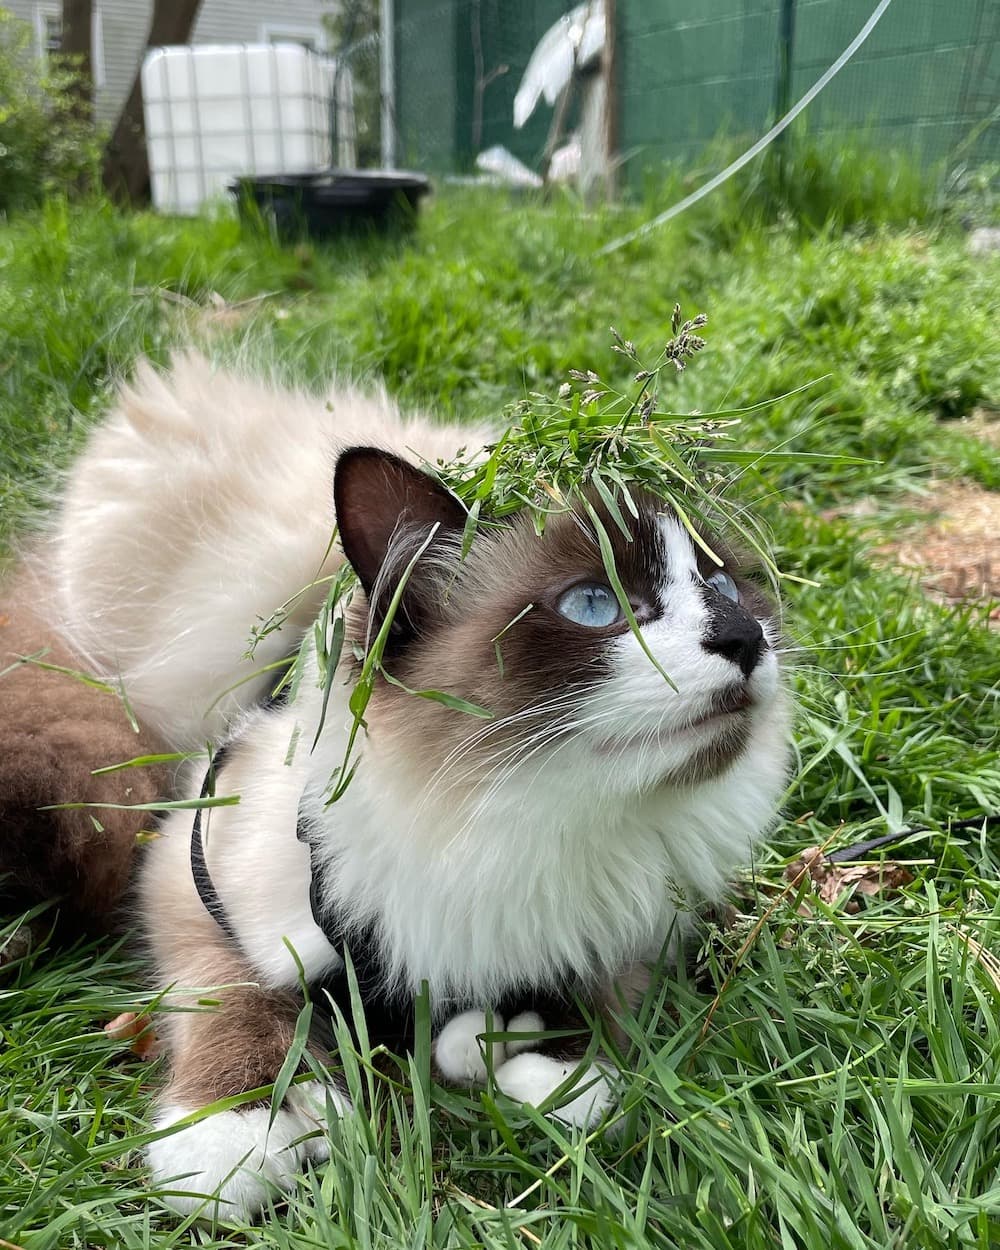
<box><xmin>0</xmin><ymin>578</ymin><xmax>169</xmax><ymax>926</ymax></box>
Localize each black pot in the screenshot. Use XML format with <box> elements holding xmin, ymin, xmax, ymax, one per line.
<box><xmin>231</xmin><ymin>169</ymin><xmax>431</xmax><ymax>240</ymax></box>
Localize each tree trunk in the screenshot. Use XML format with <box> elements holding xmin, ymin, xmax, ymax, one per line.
<box><xmin>102</xmin><ymin>0</ymin><xmax>204</xmax><ymax>204</ymax></box>
<box><xmin>60</xmin><ymin>0</ymin><xmax>93</xmax><ymax>123</ymax></box>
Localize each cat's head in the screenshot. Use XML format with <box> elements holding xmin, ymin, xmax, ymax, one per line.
<box><xmin>334</xmin><ymin>447</ymin><xmax>790</xmax><ymax>821</ymax></box>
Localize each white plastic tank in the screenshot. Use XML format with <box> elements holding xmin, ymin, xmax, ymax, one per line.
<box><xmin>143</xmin><ymin>43</ymin><xmax>336</xmax><ymax>215</ymax></box>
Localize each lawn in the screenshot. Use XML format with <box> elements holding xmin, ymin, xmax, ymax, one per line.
<box><xmin>2</xmin><ymin>173</ymin><xmax>1000</xmax><ymax>1248</ymax></box>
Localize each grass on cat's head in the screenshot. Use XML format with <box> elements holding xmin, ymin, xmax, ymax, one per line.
<box><xmin>2</xmin><ymin>150</ymin><xmax>1000</xmax><ymax>1246</ymax></box>
<box><xmin>432</xmin><ymin>309</ymin><xmax>828</xmax><ymax>585</ymax></box>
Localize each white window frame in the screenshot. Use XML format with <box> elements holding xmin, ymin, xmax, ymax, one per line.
<box><xmin>33</xmin><ymin>3</ymin><xmax>106</xmax><ymax>88</ymax></box>
<box><xmin>36</xmin><ymin>7</ymin><xmax>61</xmax><ymax>55</ymax></box>
<box><xmin>259</xmin><ymin>21</ymin><xmax>328</xmax><ymax>52</ymax></box>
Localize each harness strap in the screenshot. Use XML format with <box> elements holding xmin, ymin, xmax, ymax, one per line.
<box><xmin>189</xmin><ymin>744</ymin><xmax>240</xmax><ymax>945</ymax></box>
<box><xmin>296</xmin><ymin>816</ymin><xmax>345</xmax><ymax>956</ymax></box>
<box><xmin>190</xmin><ymin>744</ymin><xmax>346</xmax><ymax>958</ymax></box>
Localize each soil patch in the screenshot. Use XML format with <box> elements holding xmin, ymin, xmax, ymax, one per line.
<box><xmin>864</xmin><ymin>481</ymin><xmax>1000</xmax><ymax>621</ymax></box>
<box><xmin>824</xmin><ymin>412</ymin><xmax>999</xmax><ymax>622</ymax></box>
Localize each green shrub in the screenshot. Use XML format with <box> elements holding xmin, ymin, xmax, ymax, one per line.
<box><xmin>0</xmin><ymin>7</ymin><xmax>102</xmax><ymax>213</ymax></box>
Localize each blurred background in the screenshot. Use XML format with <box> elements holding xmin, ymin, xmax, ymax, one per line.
<box><xmin>0</xmin><ymin>0</ymin><xmax>997</xmax><ymax>213</ymax></box>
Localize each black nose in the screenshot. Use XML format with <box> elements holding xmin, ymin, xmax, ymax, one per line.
<box><xmin>702</xmin><ymin>596</ymin><xmax>765</xmax><ymax>678</ymax></box>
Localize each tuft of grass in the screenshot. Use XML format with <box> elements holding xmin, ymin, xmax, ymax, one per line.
<box><xmin>2</xmin><ymin>169</ymin><xmax>999</xmax><ymax>1247</ymax></box>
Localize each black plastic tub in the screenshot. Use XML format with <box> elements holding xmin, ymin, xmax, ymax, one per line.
<box><xmin>230</xmin><ymin>170</ymin><xmax>431</xmax><ymax>240</ymax></box>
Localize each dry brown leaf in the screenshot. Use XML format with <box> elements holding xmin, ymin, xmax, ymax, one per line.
<box><xmin>104</xmin><ymin>1010</ymin><xmax>161</xmax><ymax>1060</ymax></box>
<box><xmin>784</xmin><ymin>844</ymin><xmax>913</xmax><ymax>914</ymax></box>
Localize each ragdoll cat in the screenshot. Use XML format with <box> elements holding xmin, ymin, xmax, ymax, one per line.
<box><xmin>39</xmin><ymin>353</ymin><xmax>791</xmax><ymax>1220</ymax></box>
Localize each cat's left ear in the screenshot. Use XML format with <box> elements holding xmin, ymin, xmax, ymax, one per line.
<box><xmin>333</xmin><ymin>447</ymin><xmax>468</xmax><ymax>595</ymax></box>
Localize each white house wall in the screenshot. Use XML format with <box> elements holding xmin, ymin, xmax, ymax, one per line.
<box><xmin>7</xmin><ymin>0</ymin><xmax>333</xmax><ymax>124</ymax></box>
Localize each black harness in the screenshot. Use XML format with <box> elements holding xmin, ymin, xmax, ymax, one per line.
<box><xmin>189</xmin><ymin>744</ymin><xmax>240</xmax><ymax>944</ymax></box>
<box><xmin>188</xmin><ymin>747</ymin><xmax>415</xmax><ymax>1047</ymax></box>
<box><xmin>189</xmin><ymin>744</ymin><xmax>345</xmax><ymax>957</ymax></box>
<box><xmin>187</xmin><ymin>744</ymin><xmax>586</xmax><ymax>1053</ymax></box>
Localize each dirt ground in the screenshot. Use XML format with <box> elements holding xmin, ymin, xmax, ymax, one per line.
<box><xmin>864</xmin><ymin>409</ymin><xmax>1000</xmax><ymax>622</ymax></box>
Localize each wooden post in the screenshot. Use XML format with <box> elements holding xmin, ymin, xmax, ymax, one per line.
<box><xmin>603</xmin><ymin>0</ymin><xmax>618</xmax><ymax>199</ymax></box>
<box><xmin>773</xmin><ymin>0</ymin><xmax>796</xmax><ymax>188</ymax></box>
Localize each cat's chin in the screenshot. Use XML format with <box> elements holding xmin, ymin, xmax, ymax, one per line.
<box><xmin>592</xmin><ymin>705</ymin><xmax>751</xmax><ymax>757</ymax></box>
<box><xmin>588</xmin><ymin>694</ymin><xmax>780</xmax><ymax>789</ymax></box>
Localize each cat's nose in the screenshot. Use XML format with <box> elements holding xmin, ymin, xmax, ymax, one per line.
<box><xmin>702</xmin><ymin>602</ymin><xmax>765</xmax><ymax>678</ymax></box>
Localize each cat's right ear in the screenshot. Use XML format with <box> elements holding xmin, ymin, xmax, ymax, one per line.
<box><xmin>333</xmin><ymin>447</ymin><xmax>468</xmax><ymax>595</ymax></box>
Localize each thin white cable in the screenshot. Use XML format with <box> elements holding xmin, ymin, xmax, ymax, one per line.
<box><xmin>599</xmin><ymin>0</ymin><xmax>896</xmax><ymax>255</ymax></box>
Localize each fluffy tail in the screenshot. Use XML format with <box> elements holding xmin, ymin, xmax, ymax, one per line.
<box><xmin>48</xmin><ymin>352</ymin><xmax>491</xmax><ymax>749</ymax></box>
<box><xmin>0</xmin><ymin>583</ymin><xmax>170</xmax><ymax>923</ymax></box>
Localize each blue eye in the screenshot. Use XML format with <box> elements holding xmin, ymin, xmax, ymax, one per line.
<box><xmin>705</xmin><ymin>570</ymin><xmax>740</xmax><ymax>603</ymax></box>
<box><xmin>556</xmin><ymin>582</ymin><xmax>622</xmax><ymax>628</ymax></box>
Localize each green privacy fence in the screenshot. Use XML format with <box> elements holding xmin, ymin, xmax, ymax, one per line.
<box><xmin>619</xmin><ymin>0</ymin><xmax>999</xmax><ymax>172</ymax></box>
<box><xmin>392</xmin><ymin>0</ymin><xmax>571</xmax><ymax>172</ymax></box>
<box><xmin>388</xmin><ymin>0</ymin><xmax>999</xmax><ymax>179</ymax></box>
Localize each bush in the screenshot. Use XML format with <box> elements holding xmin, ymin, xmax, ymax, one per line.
<box><xmin>0</xmin><ymin>7</ymin><xmax>103</xmax><ymax>213</ymax></box>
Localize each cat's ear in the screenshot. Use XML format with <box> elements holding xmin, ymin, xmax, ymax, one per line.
<box><xmin>334</xmin><ymin>447</ymin><xmax>468</xmax><ymax>595</ymax></box>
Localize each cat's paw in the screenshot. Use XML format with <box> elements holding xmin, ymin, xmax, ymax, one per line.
<box><xmin>504</xmin><ymin>1010</ymin><xmax>546</xmax><ymax>1055</ymax></box>
<box><xmin>148</xmin><ymin>1083</ymin><xmax>349</xmax><ymax>1221</ymax></box>
<box><xmin>435</xmin><ymin>1009</ymin><xmax>551</xmax><ymax>1085</ymax></box>
<box><xmin>494</xmin><ymin>1052</ymin><xmax>616</xmax><ymax>1128</ymax></box>
<box><xmin>434</xmin><ymin>1009</ymin><xmax>506</xmax><ymax>1084</ymax></box>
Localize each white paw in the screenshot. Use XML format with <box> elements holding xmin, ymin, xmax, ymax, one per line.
<box><xmin>494</xmin><ymin>1052</ymin><xmax>616</xmax><ymax>1129</ymax></box>
<box><xmin>148</xmin><ymin>1083</ymin><xmax>349</xmax><ymax>1220</ymax></box>
<box><xmin>434</xmin><ymin>1009</ymin><xmax>505</xmax><ymax>1084</ymax></box>
<box><xmin>505</xmin><ymin>1011</ymin><xmax>546</xmax><ymax>1055</ymax></box>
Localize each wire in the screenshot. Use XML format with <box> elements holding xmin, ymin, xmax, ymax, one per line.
<box><xmin>827</xmin><ymin>815</ymin><xmax>1000</xmax><ymax>863</ymax></box>
<box><xmin>598</xmin><ymin>0</ymin><xmax>897</xmax><ymax>256</ymax></box>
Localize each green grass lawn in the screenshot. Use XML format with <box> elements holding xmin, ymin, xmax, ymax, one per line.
<box><xmin>2</xmin><ymin>180</ymin><xmax>1000</xmax><ymax>1248</ymax></box>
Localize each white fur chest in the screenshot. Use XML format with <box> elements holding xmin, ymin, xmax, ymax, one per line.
<box><xmin>297</xmin><ymin>706</ymin><xmax>786</xmax><ymax>1009</ymax></box>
